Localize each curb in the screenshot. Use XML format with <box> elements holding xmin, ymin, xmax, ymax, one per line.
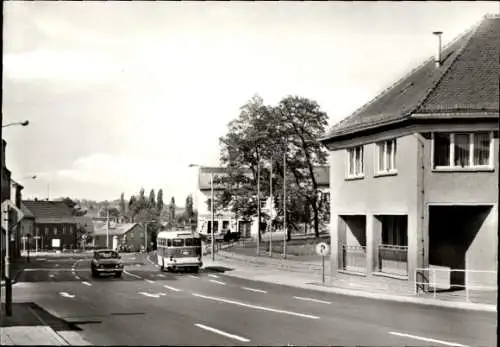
<box><xmin>208</xmin><ymin>259</ymin><xmax>497</xmax><ymax>313</ymax></box>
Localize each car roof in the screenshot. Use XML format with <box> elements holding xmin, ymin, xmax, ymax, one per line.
<box><xmin>95</xmin><ymin>249</ymin><xmax>117</xmax><ymax>253</ymax></box>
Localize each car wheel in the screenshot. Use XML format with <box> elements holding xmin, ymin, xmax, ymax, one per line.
<box><xmin>115</xmin><ymin>272</ymin><xmax>122</xmax><ymax>278</ymax></box>
<box><xmin>192</xmin><ymin>267</ymin><xmax>199</xmax><ymax>273</ymax></box>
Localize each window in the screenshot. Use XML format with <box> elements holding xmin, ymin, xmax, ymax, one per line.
<box><xmin>172</xmin><ymin>238</ymin><xmax>184</xmax><ymax>247</ymax></box>
<box><xmin>53</xmin><ymin>228</ymin><xmax>58</xmax><ymax>235</ymax></box>
<box><xmin>433</xmin><ymin>132</ymin><xmax>493</xmax><ymax>169</ymax></box>
<box><xmin>346</xmin><ymin>146</ymin><xmax>364</xmax><ymax>178</ymax></box>
<box><xmin>376</xmin><ymin>139</ymin><xmax>397</xmax><ymax>174</ymax></box>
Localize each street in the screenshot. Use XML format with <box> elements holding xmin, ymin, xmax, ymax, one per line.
<box><xmin>6</xmin><ymin>253</ymin><xmax>496</xmax><ymax>346</ymax></box>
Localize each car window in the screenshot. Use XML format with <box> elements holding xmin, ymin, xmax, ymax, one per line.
<box><xmin>97</xmin><ymin>251</ymin><xmax>119</xmax><ymax>259</ymax></box>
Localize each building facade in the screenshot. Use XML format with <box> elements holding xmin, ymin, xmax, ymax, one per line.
<box><xmin>321</xmin><ymin>15</ymin><xmax>499</xmax><ymax>292</ymax></box>
<box><xmin>195</xmin><ymin>166</ymin><xmax>330</xmax><ymax>238</ymax></box>
<box><xmin>22</xmin><ymin>200</ymin><xmax>80</xmax><ymax>251</ymax></box>
<box><xmin>92</xmin><ymin>222</ymin><xmax>145</xmax><ymax>251</ymax></box>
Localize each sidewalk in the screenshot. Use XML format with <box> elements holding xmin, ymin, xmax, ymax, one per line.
<box><xmin>206</xmin><ymin>253</ymin><xmax>497</xmax><ymax>313</ymax></box>
<box><xmin>0</xmin><ymin>303</ymin><xmax>69</xmax><ymax>345</ymax></box>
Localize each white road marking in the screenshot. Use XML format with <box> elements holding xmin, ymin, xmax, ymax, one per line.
<box><xmin>293</xmin><ymin>296</ymin><xmax>332</xmax><ymax>304</ymax></box>
<box><xmin>208</xmin><ymin>274</ymin><xmax>219</xmax><ymax>278</ymax></box>
<box><xmin>158</xmin><ymin>293</ymin><xmax>167</xmax><ymax>296</ymax></box>
<box><xmin>192</xmin><ymin>293</ymin><xmax>320</xmax><ymax>320</ymax></box>
<box><xmin>59</xmin><ymin>292</ymin><xmax>75</xmax><ymax>298</ymax></box>
<box><xmin>389</xmin><ymin>332</ymin><xmax>469</xmax><ymax>347</ymax></box>
<box><xmin>188</xmin><ymin>275</ymin><xmax>200</xmax><ymax>279</ymax></box>
<box><xmin>124</xmin><ymin>270</ymin><xmax>142</xmax><ymax>279</ymax></box>
<box><xmin>157</xmin><ymin>274</ymin><xmax>166</xmax><ymax>277</ymax></box>
<box><xmin>138</xmin><ymin>292</ymin><xmax>160</xmax><ymax>298</ymax></box>
<box><xmin>209</xmin><ymin>279</ymin><xmax>226</xmax><ymax>286</ymax></box>
<box><xmin>195</xmin><ymin>323</ymin><xmax>250</xmax><ymax>343</ymax></box>
<box><xmin>81</xmin><ymin>281</ymin><xmax>92</xmax><ymax>287</ymax></box>
<box><xmin>75</xmin><ymin>276</ymin><xmax>81</xmax><ymax>280</ymax></box>
<box><xmin>49</xmin><ymin>274</ymin><xmax>55</xmax><ymax>278</ymax></box>
<box><xmin>25</xmin><ymin>268</ymin><xmax>74</xmax><ymax>272</ymax></box>
<box><xmin>146</xmin><ymin>279</ymin><xmax>155</xmax><ymax>284</ymax></box>
<box><xmin>242</xmin><ymin>287</ymin><xmax>268</xmax><ymax>293</ymax></box>
<box><xmin>163</xmin><ymin>285</ymin><xmax>181</xmax><ymax>292</ymax></box>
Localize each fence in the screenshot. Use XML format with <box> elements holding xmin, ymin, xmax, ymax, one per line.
<box><xmin>377</xmin><ymin>244</ymin><xmax>408</xmax><ymax>276</ymax></box>
<box><xmin>415</xmin><ymin>267</ymin><xmax>497</xmax><ymax>302</ymax></box>
<box><xmin>341</xmin><ymin>244</ymin><xmax>367</xmax><ymax>273</ymax></box>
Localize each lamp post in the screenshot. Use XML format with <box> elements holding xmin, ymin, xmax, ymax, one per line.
<box><xmin>189</xmin><ymin>164</ymin><xmax>215</xmax><ymax>261</ymax></box>
<box><xmin>1</xmin><ymin>119</ymin><xmax>29</xmax><ymax>317</ymax></box>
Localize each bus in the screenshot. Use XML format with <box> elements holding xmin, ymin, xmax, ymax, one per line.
<box><xmin>156</xmin><ymin>230</ymin><xmax>203</xmax><ymax>272</ymax></box>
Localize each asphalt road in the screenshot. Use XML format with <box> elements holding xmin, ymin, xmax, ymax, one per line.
<box><xmin>8</xmin><ymin>253</ymin><xmax>496</xmax><ymax>346</ymax></box>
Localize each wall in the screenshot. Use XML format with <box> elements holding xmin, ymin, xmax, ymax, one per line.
<box><xmin>329</xmin><ymin>134</ymin><xmax>420</xmax><ymax>278</ymax></box>
<box><xmin>35</xmin><ymin>223</ymin><xmax>78</xmax><ymax>250</ymax></box>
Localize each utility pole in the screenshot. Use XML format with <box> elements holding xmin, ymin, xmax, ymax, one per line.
<box><xmin>210</xmin><ymin>173</ymin><xmax>215</xmax><ymax>261</ymax></box>
<box><xmin>283</xmin><ymin>144</ymin><xmax>287</xmax><ymax>259</ymax></box>
<box><xmin>256</xmin><ymin>161</ymin><xmax>261</xmax><ymax>256</ymax></box>
<box><xmin>3</xmin><ymin>204</ymin><xmax>12</xmax><ymax>316</ymax></box>
<box><xmin>269</xmin><ymin>159</ymin><xmax>272</xmax><ymax>257</ymax></box>
<box><xmin>106</xmin><ymin>209</ymin><xmax>110</xmax><ymax>249</ymax></box>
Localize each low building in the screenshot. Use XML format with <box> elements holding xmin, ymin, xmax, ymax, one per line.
<box><xmin>19</xmin><ymin>202</ymin><xmax>35</xmax><ymax>253</ymax></box>
<box><xmin>92</xmin><ymin>222</ymin><xmax>145</xmax><ymax>251</ymax></box>
<box><xmin>22</xmin><ymin>200</ymin><xmax>80</xmax><ymax>251</ymax></box>
<box><xmin>320</xmin><ymin>14</ymin><xmax>498</xmax><ymax>292</ymax></box>
<box><xmin>195</xmin><ymin>165</ymin><xmax>330</xmax><ymax>238</ymax></box>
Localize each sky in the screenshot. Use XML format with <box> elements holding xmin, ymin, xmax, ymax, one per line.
<box><xmin>3</xmin><ymin>1</ymin><xmax>498</xmax><ymax>205</ymax></box>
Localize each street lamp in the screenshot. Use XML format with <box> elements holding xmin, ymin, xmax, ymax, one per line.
<box><xmin>1</xmin><ymin>119</ymin><xmax>29</xmax><ymax>317</ymax></box>
<box><xmin>189</xmin><ymin>164</ymin><xmax>215</xmax><ymax>261</ymax></box>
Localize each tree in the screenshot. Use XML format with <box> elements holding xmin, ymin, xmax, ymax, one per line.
<box><xmin>128</xmin><ymin>195</ymin><xmax>138</xmax><ymax>221</ymax></box>
<box><xmin>148</xmin><ymin>189</ymin><xmax>156</xmax><ymax>209</ymax></box>
<box><xmin>273</xmin><ymin>95</ymin><xmax>329</xmax><ymax>237</ymax></box>
<box><xmin>218</xmin><ymin>95</ymin><xmax>276</xmax><ymax>242</ymax></box>
<box><xmin>99</xmin><ymin>207</ymin><xmax>120</xmax><ymax>218</ymax></box>
<box><xmin>185</xmin><ymin>194</ymin><xmax>194</xmax><ymax>221</ymax></box>
<box><xmin>156</xmin><ymin>189</ymin><xmax>164</xmax><ymax>216</ymax></box>
<box><xmin>168</xmin><ymin>197</ymin><xmax>176</xmax><ymax>222</ymax></box>
<box><xmin>119</xmin><ymin>193</ymin><xmax>126</xmax><ymax>216</ymax></box>
<box><xmin>61</xmin><ymin>197</ymin><xmax>87</xmax><ymax>216</ymax></box>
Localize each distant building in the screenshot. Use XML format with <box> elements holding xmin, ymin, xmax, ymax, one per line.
<box><xmin>195</xmin><ymin>165</ymin><xmax>330</xmax><ymax>238</ymax></box>
<box><xmin>22</xmin><ymin>200</ymin><xmax>80</xmax><ymax>251</ymax></box>
<box><xmin>92</xmin><ymin>222</ymin><xmax>145</xmax><ymax>251</ymax></box>
<box><xmin>320</xmin><ymin>15</ymin><xmax>498</xmax><ymax>292</ymax></box>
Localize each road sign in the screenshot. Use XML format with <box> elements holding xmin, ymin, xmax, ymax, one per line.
<box><xmin>1</xmin><ymin>200</ymin><xmax>25</xmax><ymax>231</ymax></box>
<box><xmin>315</xmin><ymin>242</ymin><xmax>330</xmax><ymax>257</ymax></box>
<box><xmin>82</xmin><ymin>234</ymin><xmax>87</xmax><ymax>240</ymax></box>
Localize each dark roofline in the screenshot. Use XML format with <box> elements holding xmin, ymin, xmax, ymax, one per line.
<box><xmin>320</xmin><ymin>15</ymin><xmax>488</xmax><ymax>144</ymax></box>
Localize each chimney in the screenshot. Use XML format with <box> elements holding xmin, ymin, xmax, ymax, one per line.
<box><xmin>433</xmin><ymin>31</ymin><xmax>443</xmax><ymax>67</ymax></box>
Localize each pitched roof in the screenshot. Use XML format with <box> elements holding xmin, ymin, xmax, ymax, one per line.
<box><xmin>322</xmin><ymin>14</ymin><xmax>500</xmax><ymax>142</ymax></box>
<box><xmin>92</xmin><ymin>222</ymin><xmax>142</xmax><ymax>237</ymax></box>
<box><xmin>22</xmin><ymin>200</ymin><xmax>78</xmax><ymax>224</ymax></box>
<box><xmin>20</xmin><ymin>202</ymin><xmax>35</xmax><ymax>219</ymax></box>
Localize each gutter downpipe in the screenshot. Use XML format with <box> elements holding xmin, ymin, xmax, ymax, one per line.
<box><xmin>413</xmin><ymin>133</ymin><xmax>427</xmax><ymax>294</ymax></box>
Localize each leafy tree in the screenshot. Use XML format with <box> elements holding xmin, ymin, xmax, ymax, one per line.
<box><xmin>185</xmin><ymin>194</ymin><xmax>194</xmax><ymax>221</ymax></box>
<box><xmin>156</xmin><ymin>189</ymin><xmax>164</xmax><ymax>216</ymax></box>
<box><xmin>148</xmin><ymin>189</ymin><xmax>156</xmax><ymax>209</ymax></box>
<box><xmin>128</xmin><ymin>195</ymin><xmax>138</xmax><ymax>221</ymax></box>
<box><xmin>272</xmin><ymin>95</ymin><xmax>329</xmax><ymax>237</ymax></box>
<box><xmin>218</xmin><ymin>95</ymin><xmax>276</xmax><ymax>242</ymax></box>
<box><xmin>119</xmin><ymin>193</ymin><xmax>126</xmax><ymax>216</ymax></box>
<box><xmin>99</xmin><ymin>207</ymin><xmax>120</xmax><ymax>218</ymax></box>
<box><xmin>168</xmin><ymin>197</ymin><xmax>176</xmax><ymax>222</ymax></box>
<box><xmin>61</xmin><ymin>197</ymin><xmax>87</xmax><ymax>216</ymax></box>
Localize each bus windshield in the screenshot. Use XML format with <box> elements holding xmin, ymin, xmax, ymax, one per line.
<box><xmin>172</xmin><ymin>239</ymin><xmax>184</xmax><ymax>247</ymax></box>
<box><xmin>185</xmin><ymin>238</ymin><xmax>201</xmax><ymax>247</ymax></box>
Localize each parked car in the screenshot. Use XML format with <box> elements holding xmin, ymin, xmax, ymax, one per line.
<box><xmin>91</xmin><ymin>249</ymin><xmax>123</xmax><ymax>278</ymax></box>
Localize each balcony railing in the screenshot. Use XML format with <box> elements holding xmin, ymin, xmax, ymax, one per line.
<box><xmin>341</xmin><ymin>244</ymin><xmax>367</xmax><ymax>273</ymax></box>
<box><xmin>377</xmin><ymin>244</ymin><xmax>408</xmax><ymax>276</ymax></box>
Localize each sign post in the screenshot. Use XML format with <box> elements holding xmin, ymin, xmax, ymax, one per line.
<box><xmin>2</xmin><ymin>200</ymin><xmax>25</xmax><ymax>316</ymax></box>
<box><xmin>315</xmin><ymin>242</ymin><xmax>330</xmax><ymax>285</ymax></box>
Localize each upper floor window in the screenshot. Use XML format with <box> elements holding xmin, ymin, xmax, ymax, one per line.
<box><xmin>346</xmin><ymin>146</ymin><xmax>364</xmax><ymax>178</ymax></box>
<box><xmin>376</xmin><ymin>139</ymin><xmax>397</xmax><ymax>174</ymax></box>
<box><xmin>433</xmin><ymin>132</ymin><xmax>493</xmax><ymax>169</ymax></box>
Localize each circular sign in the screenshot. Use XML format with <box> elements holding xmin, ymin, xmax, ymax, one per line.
<box><xmin>82</xmin><ymin>234</ymin><xmax>87</xmax><ymax>240</ymax></box>
<box><xmin>315</xmin><ymin>242</ymin><xmax>330</xmax><ymax>256</ymax></box>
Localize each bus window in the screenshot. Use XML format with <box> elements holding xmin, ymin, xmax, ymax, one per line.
<box><xmin>167</xmin><ymin>239</ymin><xmax>172</xmax><ymax>247</ymax></box>
<box><xmin>172</xmin><ymin>239</ymin><xmax>184</xmax><ymax>247</ymax></box>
